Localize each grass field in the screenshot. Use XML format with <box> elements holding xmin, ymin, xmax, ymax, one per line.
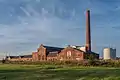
<box><xmin>0</xmin><ymin>64</ymin><xmax>120</xmax><ymax>80</ymax></box>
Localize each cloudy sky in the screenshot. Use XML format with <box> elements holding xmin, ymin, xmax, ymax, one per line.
<box><xmin>0</xmin><ymin>0</ymin><xmax>120</xmax><ymax>57</ymax></box>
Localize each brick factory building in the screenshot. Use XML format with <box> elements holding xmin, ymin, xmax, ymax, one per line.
<box><xmin>32</xmin><ymin>44</ymin><xmax>64</xmax><ymax>61</ymax></box>
<box><xmin>6</xmin><ymin>55</ymin><xmax>32</xmax><ymax>61</ymax></box>
<box><xmin>6</xmin><ymin>44</ymin><xmax>99</xmax><ymax>61</ymax></box>
<box><xmin>31</xmin><ymin>44</ymin><xmax>99</xmax><ymax>61</ymax></box>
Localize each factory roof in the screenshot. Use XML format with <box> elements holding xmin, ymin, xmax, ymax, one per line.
<box><xmin>43</xmin><ymin>45</ymin><xmax>64</xmax><ymax>56</ymax></box>
<box><xmin>20</xmin><ymin>55</ymin><xmax>32</xmax><ymax>58</ymax></box>
<box><xmin>6</xmin><ymin>54</ymin><xmax>32</xmax><ymax>59</ymax></box>
<box><xmin>6</xmin><ymin>56</ymin><xmax>19</xmax><ymax>59</ymax></box>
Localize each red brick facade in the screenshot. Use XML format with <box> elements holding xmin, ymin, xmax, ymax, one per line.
<box><xmin>6</xmin><ymin>44</ymin><xmax>99</xmax><ymax>61</ymax></box>
<box><xmin>32</xmin><ymin>44</ymin><xmax>88</xmax><ymax>61</ymax></box>
<box><xmin>58</xmin><ymin>47</ymin><xmax>84</xmax><ymax>61</ymax></box>
<box><xmin>32</xmin><ymin>52</ymin><xmax>38</xmax><ymax>61</ymax></box>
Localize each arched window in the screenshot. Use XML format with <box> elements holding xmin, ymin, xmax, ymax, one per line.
<box><xmin>67</xmin><ymin>51</ymin><xmax>71</xmax><ymax>57</ymax></box>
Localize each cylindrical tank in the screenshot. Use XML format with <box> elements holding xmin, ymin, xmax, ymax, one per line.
<box><xmin>103</xmin><ymin>48</ymin><xmax>111</xmax><ymax>60</ymax></box>
<box><xmin>103</xmin><ymin>48</ymin><xmax>116</xmax><ymax>60</ymax></box>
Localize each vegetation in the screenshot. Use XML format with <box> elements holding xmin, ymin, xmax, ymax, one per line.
<box><xmin>0</xmin><ymin>64</ymin><xmax>120</xmax><ymax>80</ymax></box>
<box><xmin>3</xmin><ymin>60</ymin><xmax>120</xmax><ymax>67</ymax></box>
<box><xmin>1</xmin><ymin>60</ymin><xmax>120</xmax><ymax>80</ymax></box>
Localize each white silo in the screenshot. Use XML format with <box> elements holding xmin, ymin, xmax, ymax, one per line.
<box><xmin>103</xmin><ymin>48</ymin><xmax>116</xmax><ymax>60</ymax></box>
<box><xmin>103</xmin><ymin>48</ymin><xmax>111</xmax><ymax>60</ymax></box>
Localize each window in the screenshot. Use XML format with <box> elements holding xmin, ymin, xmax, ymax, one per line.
<box><xmin>76</xmin><ymin>58</ymin><xmax>80</xmax><ymax>60</ymax></box>
<box><xmin>67</xmin><ymin>51</ymin><xmax>71</xmax><ymax>57</ymax></box>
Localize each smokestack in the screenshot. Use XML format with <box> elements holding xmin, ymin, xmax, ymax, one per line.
<box><xmin>86</xmin><ymin>9</ymin><xmax>91</xmax><ymax>52</ymax></box>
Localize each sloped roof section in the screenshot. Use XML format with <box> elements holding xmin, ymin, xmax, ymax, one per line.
<box><xmin>43</xmin><ymin>45</ymin><xmax>64</xmax><ymax>57</ymax></box>
<box><xmin>43</xmin><ymin>46</ymin><xmax>63</xmax><ymax>51</ymax></box>
<box><xmin>20</xmin><ymin>55</ymin><xmax>32</xmax><ymax>58</ymax></box>
<box><xmin>6</xmin><ymin>55</ymin><xmax>32</xmax><ymax>59</ymax></box>
<box><xmin>6</xmin><ymin>56</ymin><xmax>19</xmax><ymax>59</ymax></box>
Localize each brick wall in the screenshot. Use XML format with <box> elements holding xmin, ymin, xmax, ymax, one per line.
<box><xmin>58</xmin><ymin>47</ymin><xmax>84</xmax><ymax>61</ymax></box>
<box><xmin>32</xmin><ymin>52</ymin><xmax>38</xmax><ymax>61</ymax></box>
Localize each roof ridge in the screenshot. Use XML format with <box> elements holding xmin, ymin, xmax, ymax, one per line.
<box><xmin>43</xmin><ymin>45</ymin><xmax>63</xmax><ymax>49</ymax></box>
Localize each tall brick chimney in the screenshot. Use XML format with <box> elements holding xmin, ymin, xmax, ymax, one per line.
<box><xmin>86</xmin><ymin>9</ymin><xmax>91</xmax><ymax>52</ymax></box>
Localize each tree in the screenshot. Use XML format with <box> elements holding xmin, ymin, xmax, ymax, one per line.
<box><xmin>2</xmin><ymin>59</ymin><xmax>5</xmax><ymax>63</ymax></box>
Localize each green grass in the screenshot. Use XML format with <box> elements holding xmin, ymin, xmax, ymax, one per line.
<box><xmin>0</xmin><ymin>64</ymin><xmax>120</xmax><ymax>80</ymax></box>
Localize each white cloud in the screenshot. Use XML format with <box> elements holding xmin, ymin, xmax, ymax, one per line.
<box><xmin>20</xmin><ymin>7</ymin><xmax>31</xmax><ymax>17</ymax></box>
<box><xmin>0</xmin><ymin>1</ymin><xmax>84</xmax><ymax>56</ymax></box>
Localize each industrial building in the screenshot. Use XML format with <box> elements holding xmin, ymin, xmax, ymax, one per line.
<box><xmin>103</xmin><ymin>48</ymin><xmax>116</xmax><ymax>60</ymax></box>
<box><xmin>6</xmin><ymin>55</ymin><xmax>32</xmax><ymax>61</ymax></box>
<box><xmin>5</xmin><ymin>10</ymin><xmax>99</xmax><ymax>61</ymax></box>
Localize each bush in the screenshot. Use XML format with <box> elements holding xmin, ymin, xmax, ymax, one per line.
<box><xmin>2</xmin><ymin>59</ymin><xmax>6</xmax><ymax>64</ymax></box>
<box><xmin>4</xmin><ymin>59</ymin><xmax>120</xmax><ymax>67</ymax></box>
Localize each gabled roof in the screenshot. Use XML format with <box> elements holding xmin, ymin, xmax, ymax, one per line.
<box><xmin>73</xmin><ymin>48</ymin><xmax>86</xmax><ymax>53</ymax></box>
<box><xmin>43</xmin><ymin>46</ymin><xmax>63</xmax><ymax>51</ymax></box>
<box><xmin>43</xmin><ymin>45</ymin><xmax>63</xmax><ymax>54</ymax></box>
<box><xmin>75</xmin><ymin>48</ymin><xmax>99</xmax><ymax>55</ymax></box>
<box><xmin>64</xmin><ymin>46</ymin><xmax>86</xmax><ymax>53</ymax></box>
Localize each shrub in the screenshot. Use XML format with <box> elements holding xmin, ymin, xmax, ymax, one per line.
<box><xmin>2</xmin><ymin>59</ymin><xmax>6</xmax><ymax>64</ymax></box>
<box><xmin>4</xmin><ymin>59</ymin><xmax>120</xmax><ymax>67</ymax></box>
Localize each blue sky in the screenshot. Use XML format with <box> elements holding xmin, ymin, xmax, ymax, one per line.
<box><xmin>0</xmin><ymin>0</ymin><xmax>120</xmax><ymax>57</ymax></box>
